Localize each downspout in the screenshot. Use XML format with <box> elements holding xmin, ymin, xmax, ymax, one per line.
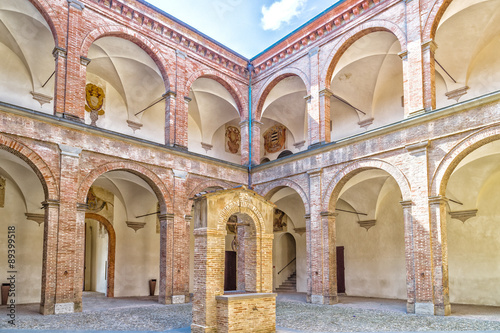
<box><xmin>247</xmin><ymin>62</ymin><xmax>254</xmax><ymax>188</ymax></box>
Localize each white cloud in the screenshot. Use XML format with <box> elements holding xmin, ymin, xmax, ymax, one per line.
<box><xmin>261</xmin><ymin>0</ymin><xmax>307</xmax><ymax>31</ymax></box>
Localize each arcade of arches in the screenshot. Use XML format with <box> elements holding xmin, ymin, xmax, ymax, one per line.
<box><xmin>0</xmin><ymin>0</ymin><xmax>500</xmax><ymax>319</ymax></box>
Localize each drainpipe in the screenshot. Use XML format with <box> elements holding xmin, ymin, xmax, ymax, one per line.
<box><xmin>247</xmin><ymin>62</ymin><xmax>254</xmax><ymax>188</ymax></box>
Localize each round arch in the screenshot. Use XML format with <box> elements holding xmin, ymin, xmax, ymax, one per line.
<box><xmin>0</xmin><ymin>133</ymin><xmax>58</xmax><ymax>199</ymax></box>
<box><xmin>258</xmin><ymin>179</ymin><xmax>310</xmax><ymax>215</ymax></box>
<box><xmin>76</xmin><ymin>161</ymin><xmax>173</xmax><ymax>214</ymax></box>
<box><xmin>218</xmin><ymin>200</ymin><xmax>265</xmax><ymax>236</ymax></box>
<box><xmin>322</xmin><ymin>21</ymin><xmax>407</xmax><ymax>89</ymax></box>
<box><xmin>185</xmin><ymin>179</ymin><xmax>232</xmax><ymax>213</ymax></box>
<box><xmin>28</xmin><ymin>0</ymin><xmax>65</xmax><ymax>47</ymax></box>
<box><xmin>80</xmin><ymin>25</ymin><xmax>172</xmax><ymax>91</ymax></box>
<box><xmin>423</xmin><ymin>0</ymin><xmax>453</xmax><ymax>42</ymax></box>
<box><xmin>84</xmin><ymin>213</ymin><xmax>116</xmax><ymax>298</ymax></box>
<box><xmin>254</xmin><ymin>68</ymin><xmax>310</xmax><ymax>121</ymax></box>
<box><xmin>322</xmin><ymin>159</ymin><xmax>412</xmax><ymax>211</ymax></box>
<box><xmin>185</xmin><ymin>69</ymin><xmax>247</xmax><ymax>119</ymax></box>
<box><xmin>430</xmin><ymin>124</ymin><xmax>500</xmax><ymax>197</ymax></box>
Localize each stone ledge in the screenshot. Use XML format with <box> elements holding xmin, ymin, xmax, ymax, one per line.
<box><xmin>215</xmin><ymin>292</ymin><xmax>276</xmax><ymax>302</ymax></box>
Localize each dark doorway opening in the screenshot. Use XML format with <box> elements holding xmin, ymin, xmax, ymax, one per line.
<box><xmin>337</xmin><ymin>246</ymin><xmax>345</xmax><ymax>294</ymax></box>
<box><xmin>224</xmin><ymin>251</ymin><xmax>237</xmax><ymax>291</ymax></box>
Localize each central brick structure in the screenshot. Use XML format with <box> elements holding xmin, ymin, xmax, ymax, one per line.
<box><xmin>191</xmin><ymin>187</ymin><xmax>276</xmax><ymax>333</ymax></box>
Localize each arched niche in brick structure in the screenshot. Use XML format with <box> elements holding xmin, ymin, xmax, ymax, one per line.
<box><xmin>191</xmin><ymin>186</ymin><xmax>276</xmax><ymax>333</ymax></box>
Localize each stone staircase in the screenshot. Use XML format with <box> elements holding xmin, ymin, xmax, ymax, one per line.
<box><xmin>275</xmin><ymin>271</ymin><xmax>296</xmax><ymax>292</ymax></box>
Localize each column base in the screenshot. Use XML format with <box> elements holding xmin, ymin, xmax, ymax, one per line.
<box><xmin>435</xmin><ymin>303</ymin><xmax>451</xmax><ymax>316</ymax></box>
<box><xmin>159</xmin><ymin>294</ymin><xmax>189</xmax><ymax>305</ymax></box>
<box><xmin>415</xmin><ymin>302</ymin><xmax>434</xmax><ymax>315</ymax></box>
<box><xmin>406</xmin><ymin>301</ymin><xmax>415</xmax><ymax>314</ymax></box>
<box><xmin>40</xmin><ymin>303</ymin><xmax>54</xmax><ymax>315</ymax></box>
<box><xmin>310</xmin><ymin>294</ymin><xmax>336</xmax><ymax>304</ymax></box>
<box><xmin>54</xmin><ymin>302</ymin><xmax>78</xmax><ymax>314</ymax></box>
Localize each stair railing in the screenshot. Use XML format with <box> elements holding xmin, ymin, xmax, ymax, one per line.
<box><xmin>278</xmin><ymin>257</ymin><xmax>296</xmax><ymax>275</ymax></box>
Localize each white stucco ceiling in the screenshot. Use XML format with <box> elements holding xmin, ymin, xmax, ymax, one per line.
<box><xmin>435</xmin><ymin>0</ymin><xmax>500</xmax><ymax>87</ymax></box>
<box><xmin>87</xmin><ymin>36</ymin><xmax>165</xmax><ymax>122</ymax></box>
<box><xmin>330</xmin><ymin>31</ymin><xmax>402</xmax><ymax>119</ymax></box>
<box><xmin>0</xmin><ymin>149</ymin><xmax>44</xmax><ymax>213</ymax></box>
<box><xmin>188</xmin><ymin>78</ymin><xmax>240</xmax><ymax>144</ymax></box>
<box><xmin>92</xmin><ymin>170</ymin><xmax>158</xmax><ymax>223</ymax></box>
<box><xmin>261</xmin><ymin>76</ymin><xmax>307</xmax><ymax>142</ymax></box>
<box><xmin>0</xmin><ymin>0</ymin><xmax>54</xmax><ymax>94</ymax></box>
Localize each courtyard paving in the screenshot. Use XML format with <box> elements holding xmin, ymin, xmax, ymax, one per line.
<box><xmin>1</xmin><ymin>292</ymin><xmax>500</xmax><ymax>332</ymax></box>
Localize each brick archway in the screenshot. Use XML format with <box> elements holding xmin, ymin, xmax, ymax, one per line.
<box><xmin>423</xmin><ymin>0</ymin><xmax>453</xmax><ymax>42</ymax></box>
<box><xmin>185</xmin><ymin>69</ymin><xmax>247</xmax><ymax>119</ymax></box>
<box><xmin>431</xmin><ymin>124</ymin><xmax>500</xmax><ymax>197</ymax></box>
<box><xmin>0</xmin><ymin>134</ymin><xmax>58</xmax><ymax>199</ymax></box>
<box><xmin>0</xmin><ymin>134</ymin><xmax>60</xmax><ymax>314</ymax></box>
<box><xmin>28</xmin><ymin>0</ymin><xmax>65</xmax><ymax>47</ymax></box>
<box><xmin>185</xmin><ymin>179</ymin><xmax>232</xmax><ymax>213</ymax></box>
<box><xmin>322</xmin><ymin>158</ymin><xmax>411</xmax><ymax>211</ymax></box>
<box><xmin>77</xmin><ymin>161</ymin><xmax>173</xmax><ymax>214</ymax></box>
<box><xmin>257</xmin><ymin>178</ymin><xmax>310</xmax><ymax>215</ymax></box>
<box><xmin>322</xmin><ymin>21</ymin><xmax>407</xmax><ymax>90</ymax></box>
<box><xmin>80</xmin><ymin>25</ymin><xmax>173</xmax><ymax>91</ymax></box>
<box><xmin>84</xmin><ymin>213</ymin><xmax>116</xmax><ymax>298</ymax></box>
<box><xmin>254</xmin><ymin>68</ymin><xmax>310</xmax><ymax>121</ymax></box>
<box><xmin>191</xmin><ymin>187</ymin><xmax>276</xmax><ymax>332</ymax></box>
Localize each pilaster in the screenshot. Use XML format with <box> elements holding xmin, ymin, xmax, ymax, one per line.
<box><xmin>251</xmin><ymin>120</ymin><xmax>263</xmax><ymax>166</ymax></box>
<box><xmin>159</xmin><ymin>213</ymin><xmax>175</xmax><ymax>304</ymax></box>
<box><xmin>40</xmin><ymin>199</ymin><xmax>60</xmax><ymax>315</ymax></box>
<box><xmin>400</xmin><ymin>200</ymin><xmax>416</xmax><ymax>313</ymax></box>
<box><xmin>422</xmin><ymin>40</ymin><xmax>438</xmax><ymax>112</ymax></box>
<box><xmin>54</xmin><ymin>144</ymin><xmax>82</xmax><ymax>314</ymax></box>
<box><xmin>62</xmin><ymin>1</ymin><xmax>86</xmax><ymax>121</ymax></box>
<box><xmin>428</xmin><ymin>195</ymin><xmax>451</xmax><ymax>316</ymax></box>
<box><xmin>405</xmin><ymin>141</ymin><xmax>433</xmax><ymax>314</ymax></box>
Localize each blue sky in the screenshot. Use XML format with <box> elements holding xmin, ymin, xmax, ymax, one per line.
<box><xmin>144</xmin><ymin>0</ymin><xmax>342</xmax><ymax>59</ymax></box>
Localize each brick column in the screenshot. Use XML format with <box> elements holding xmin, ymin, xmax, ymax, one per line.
<box><xmin>236</xmin><ymin>223</ymin><xmax>246</xmax><ymax>290</ymax></box>
<box><xmin>260</xmin><ymin>234</ymin><xmax>274</xmax><ymax>293</ymax></box>
<box><xmin>174</xmin><ymin>50</ymin><xmax>188</xmax><ymax>150</ymax></box>
<box><xmin>321</xmin><ymin>211</ymin><xmax>338</xmax><ymax>305</ymax></box>
<box><xmin>399</xmin><ymin>50</ymin><xmax>410</xmax><ymax>117</ymax></box>
<box><xmin>172</xmin><ymin>170</ymin><xmax>190</xmax><ymax>303</ymax></box>
<box><xmin>429</xmin><ymin>196</ymin><xmax>451</xmax><ymax>316</ymax></box>
<box><xmin>165</xmin><ymin>91</ymin><xmax>177</xmax><ymax>146</ymax></box>
<box><xmin>54</xmin><ymin>143</ymin><xmax>82</xmax><ymax>314</ymax></box>
<box><xmin>40</xmin><ymin>199</ymin><xmax>60</xmax><ymax>315</ymax></box>
<box><xmin>52</xmin><ymin>47</ymin><xmax>67</xmax><ymax>116</ymax></box>
<box><xmin>422</xmin><ymin>40</ymin><xmax>438</xmax><ymax>112</ymax></box>
<box><xmin>192</xmin><ymin>228</ymin><xmax>225</xmax><ymax>333</ymax></box>
<box><xmin>244</xmin><ymin>234</ymin><xmax>260</xmax><ymax>293</ymax></box>
<box><xmin>251</xmin><ymin>120</ymin><xmax>263</xmax><ymax>166</ymax></box>
<box><xmin>305</xmin><ymin>213</ymin><xmax>312</xmax><ymax>302</ymax></box>
<box><xmin>401</xmin><ymin>200</ymin><xmax>416</xmax><ymax>313</ymax></box>
<box><xmin>240</xmin><ymin>120</ymin><xmax>250</xmax><ymax>166</ymax></box>
<box><xmin>307</xmin><ymin>168</ymin><xmax>327</xmax><ymax>304</ymax></box>
<box><xmin>307</xmin><ymin>47</ymin><xmax>321</xmax><ymax>147</ymax></box>
<box><xmin>184</xmin><ymin>214</ymin><xmax>193</xmax><ymax>302</ymax></box>
<box><xmin>159</xmin><ymin>213</ymin><xmax>175</xmax><ymax>304</ymax></box>
<box><xmin>405</xmin><ymin>141</ymin><xmax>433</xmax><ymax>314</ymax></box>
<box><xmin>62</xmin><ymin>0</ymin><xmax>86</xmax><ymax>121</ymax></box>
<box><xmin>404</xmin><ymin>0</ymin><xmax>425</xmax><ymax>116</ymax></box>
<box><xmin>319</xmin><ymin>88</ymin><xmax>332</xmax><ymax>144</ymax></box>
<box><xmin>73</xmin><ymin>203</ymin><xmax>87</xmax><ymax>312</ymax></box>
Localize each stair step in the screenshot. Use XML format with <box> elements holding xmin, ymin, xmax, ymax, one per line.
<box><xmin>276</xmin><ymin>270</ymin><xmax>297</xmax><ymax>292</ymax></box>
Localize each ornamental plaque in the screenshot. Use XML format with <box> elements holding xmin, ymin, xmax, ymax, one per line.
<box><xmin>264</xmin><ymin>124</ymin><xmax>286</xmax><ymax>154</ymax></box>
<box><xmin>85</xmin><ymin>83</ymin><xmax>105</xmax><ymax>126</ymax></box>
<box><xmin>225</xmin><ymin>125</ymin><xmax>241</xmax><ymax>154</ymax></box>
